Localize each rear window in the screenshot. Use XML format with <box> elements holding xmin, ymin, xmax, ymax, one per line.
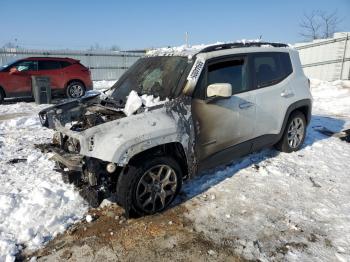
<box><xmin>38</xmin><ymin>60</ymin><xmax>62</xmax><ymax>70</ymax></box>
<box><xmin>252</xmin><ymin>52</ymin><xmax>293</xmax><ymax>88</ymax></box>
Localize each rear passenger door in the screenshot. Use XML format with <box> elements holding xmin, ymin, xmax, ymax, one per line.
<box><xmin>250</xmin><ymin>52</ymin><xmax>294</xmax><ymax>143</ymax></box>
<box><xmin>192</xmin><ymin>55</ymin><xmax>256</xmax><ymax>163</ymax></box>
<box><xmin>36</xmin><ymin>60</ymin><xmax>65</xmax><ymax>90</ymax></box>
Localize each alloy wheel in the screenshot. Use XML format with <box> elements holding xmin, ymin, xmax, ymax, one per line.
<box><xmin>287</xmin><ymin>117</ymin><xmax>305</xmax><ymax>148</ymax></box>
<box><xmin>135</xmin><ymin>164</ymin><xmax>178</xmax><ymax>213</ymax></box>
<box><xmin>69</xmin><ymin>84</ymin><xmax>84</xmax><ymax>98</ymax></box>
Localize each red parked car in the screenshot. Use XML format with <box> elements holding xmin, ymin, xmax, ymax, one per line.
<box><xmin>0</xmin><ymin>57</ymin><xmax>93</xmax><ymax>103</ymax></box>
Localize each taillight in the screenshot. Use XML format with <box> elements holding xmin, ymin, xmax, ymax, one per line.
<box><xmin>81</xmin><ymin>68</ymin><xmax>90</xmax><ymax>75</ymax></box>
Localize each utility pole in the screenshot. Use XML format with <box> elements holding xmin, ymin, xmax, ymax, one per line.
<box><xmin>340</xmin><ymin>32</ymin><xmax>349</xmax><ymax>80</ymax></box>
<box><xmin>185</xmin><ymin>32</ymin><xmax>189</xmax><ymax>48</ymax></box>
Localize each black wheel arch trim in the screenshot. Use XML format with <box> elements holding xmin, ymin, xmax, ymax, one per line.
<box><xmin>277</xmin><ymin>98</ymin><xmax>312</xmax><ymax>141</ymax></box>
<box><xmin>65</xmin><ymin>79</ymin><xmax>86</xmax><ymax>89</ymax></box>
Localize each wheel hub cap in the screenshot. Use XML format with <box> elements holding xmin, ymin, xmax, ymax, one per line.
<box><xmin>287</xmin><ymin>117</ymin><xmax>305</xmax><ymax>149</ymax></box>
<box><xmin>70</xmin><ymin>84</ymin><xmax>83</xmax><ymax>98</ymax></box>
<box><xmin>136</xmin><ymin>165</ymin><xmax>178</xmax><ymax>213</ymax></box>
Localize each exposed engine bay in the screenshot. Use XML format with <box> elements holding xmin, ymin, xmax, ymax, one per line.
<box><xmin>69</xmin><ymin>104</ymin><xmax>125</xmax><ymax>131</ymax></box>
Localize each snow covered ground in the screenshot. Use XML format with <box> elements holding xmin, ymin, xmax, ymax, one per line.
<box><xmin>0</xmin><ymin>105</ymin><xmax>88</xmax><ymax>262</ymax></box>
<box><xmin>93</xmin><ymin>80</ymin><xmax>116</xmax><ymax>91</ymax></box>
<box><xmin>0</xmin><ymin>79</ymin><xmax>349</xmax><ymax>261</ymax></box>
<box><xmin>184</xmin><ymin>79</ymin><xmax>350</xmax><ymax>261</ymax></box>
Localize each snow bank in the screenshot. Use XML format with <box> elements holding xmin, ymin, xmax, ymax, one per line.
<box><xmin>93</xmin><ymin>80</ymin><xmax>117</xmax><ymax>91</ymax></box>
<box><xmin>311</xmin><ymin>79</ymin><xmax>350</xmax><ymax>117</ymax></box>
<box><xmin>0</xmin><ymin>104</ymin><xmax>88</xmax><ymax>261</ymax></box>
<box><xmin>0</xmin><ymin>103</ymin><xmax>47</xmax><ymax>115</ymax></box>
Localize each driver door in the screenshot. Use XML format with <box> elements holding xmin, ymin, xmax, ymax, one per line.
<box><xmin>7</xmin><ymin>60</ymin><xmax>37</xmax><ymax>96</ymax></box>
<box><xmin>192</xmin><ymin>55</ymin><xmax>256</xmax><ymax>167</ymax></box>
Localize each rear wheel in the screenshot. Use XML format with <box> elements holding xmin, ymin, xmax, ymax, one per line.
<box><xmin>0</xmin><ymin>88</ymin><xmax>4</xmax><ymax>104</ymax></box>
<box><xmin>66</xmin><ymin>81</ymin><xmax>85</xmax><ymax>98</ymax></box>
<box><xmin>275</xmin><ymin>111</ymin><xmax>306</xmax><ymax>152</ymax></box>
<box><xmin>116</xmin><ymin>156</ymin><xmax>182</xmax><ymax>217</ymax></box>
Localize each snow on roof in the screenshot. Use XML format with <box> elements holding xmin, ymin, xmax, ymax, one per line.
<box><xmin>146</xmin><ymin>39</ymin><xmax>291</xmax><ymax>57</ymax></box>
<box><xmin>146</xmin><ymin>43</ymin><xmax>218</xmax><ymax>57</ymax></box>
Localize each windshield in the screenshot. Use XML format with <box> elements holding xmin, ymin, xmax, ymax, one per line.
<box><xmin>108</xmin><ymin>56</ymin><xmax>190</xmax><ymax>105</ymax></box>
<box><xmin>0</xmin><ymin>60</ymin><xmax>18</xmax><ymax>72</ymax></box>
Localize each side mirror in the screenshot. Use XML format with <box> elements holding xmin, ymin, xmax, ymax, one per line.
<box><xmin>9</xmin><ymin>67</ymin><xmax>19</xmax><ymax>75</ymax></box>
<box><xmin>206</xmin><ymin>83</ymin><xmax>232</xmax><ymax>98</ymax></box>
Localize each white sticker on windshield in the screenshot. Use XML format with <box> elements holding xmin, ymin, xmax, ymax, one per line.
<box><xmin>187</xmin><ymin>58</ymin><xmax>205</xmax><ymax>81</ymax></box>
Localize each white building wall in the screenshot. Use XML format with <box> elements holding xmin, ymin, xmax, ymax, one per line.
<box><xmin>294</xmin><ymin>32</ymin><xmax>350</xmax><ymax>81</ymax></box>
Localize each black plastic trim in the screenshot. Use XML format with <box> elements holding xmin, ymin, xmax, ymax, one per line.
<box><xmin>199</xmin><ymin>42</ymin><xmax>288</xmax><ymax>54</ymax></box>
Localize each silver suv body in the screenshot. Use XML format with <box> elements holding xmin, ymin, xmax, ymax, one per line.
<box><xmin>39</xmin><ymin>42</ymin><xmax>312</xmax><ymax>216</ymax></box>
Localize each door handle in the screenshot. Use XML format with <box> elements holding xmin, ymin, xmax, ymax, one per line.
<box><xmin>239</xmin><ymin>102</ymin><xmax>254</xmax><ymax>109</ymax></box>
<box><xmin>281</xmin><ymin>90</ymin><xmax>294</xmax><ymax>98</ymax></box>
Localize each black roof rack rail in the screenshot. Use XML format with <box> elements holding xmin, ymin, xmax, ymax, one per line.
<box><xmin>198</xmin><ymin>42</ymin><xmax>289</xmax><ymax>53</ymax></box>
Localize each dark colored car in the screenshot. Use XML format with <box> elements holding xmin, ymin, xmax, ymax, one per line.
<box><xmin>0</xmin><ymin>57</ymin><xmax>93</xmax><ymax>103</ymax></box>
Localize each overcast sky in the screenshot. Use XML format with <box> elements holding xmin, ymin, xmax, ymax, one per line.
<box><xmin>1</xmin><ymin>0</ymin><xmax>350</xmax><ymax>50</ymax></box>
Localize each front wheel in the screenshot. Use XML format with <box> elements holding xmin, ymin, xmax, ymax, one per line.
<box><xmin>116</xmin><ymin>156</ymin><xmax>183</xmax><ymax>217</ymax></box>
<box><xmin>66</xmin><ymin>81</ymin><xmax>85</xmax><ymax>98</ymax></box>
<box><xmin>275</xmin><ymin>111</ymin><xmax>306</xmax><ymax>153</ymax></box>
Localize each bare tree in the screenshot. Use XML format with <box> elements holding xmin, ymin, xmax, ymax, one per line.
<box><xmin>88</xmin><ymin>43</ymin><xmax>121</xmax><ymax>51</ymax></box>
<box><xmin>110</xmin><ymin>45</ymin><xmax>120</xmax><ymax>51</ymax></box>
<box><xmin>300</xmin><ymin>11</ymin><xmax>322</xmax><ymax>40</ymax></box>
<box><xmin>299</xmin><ymin>10</ymin><xmax>342</xmax><ymax>40</ymax></box>
<box><xmin>2</xmin><ymin>39</ymin><xmax>20</xmax><ymax>49</ymax></box>
<box><xmin>319</xmin><ymin>10</ymin><xmax>342</xmax><ymax>38</ymax></box>
<box><xmin>88</xmin><ymin>43</ymin><xmax>102</xmax><ymax>51</ymax></box>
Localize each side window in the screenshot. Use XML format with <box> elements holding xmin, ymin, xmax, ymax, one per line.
<box><xmin>253</xmin><ymin>52</ymin><xmax>293</xmax><ymax>88</ymax></box>
<box><xmin>60</xmin><ymin>61</ymin><xmax>72</xmax><ymax>68</ymax></box>
<box><xmin>14</xmin><ymin>60</ymin><xmax>38</xmax><ymax>72</ymax></box>
<box><xmin>207</xmin><ymin>57</ymin><xmax>248</xmax><ymax>95</ymax></box>
<box><xmin>38</xmin><ymin>60</ymin><xmax>62</xmax><ymax>70</ymax></box>
<box><xmin>280</xmin><ymin>53</ymin><xmax>293</xmax><ymax>76</ymax></box>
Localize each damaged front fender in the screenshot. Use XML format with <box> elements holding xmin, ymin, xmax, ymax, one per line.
<box><xmin>39</xmin><ymin>94</ymin><xmax>198</xmax><ymax>178</ymax></box>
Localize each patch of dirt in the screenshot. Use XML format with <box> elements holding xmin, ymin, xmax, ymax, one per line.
<box><xmin>22</xmin><ymin>204</ymin><xmax>246</xmax><ymax>262</ymax></box>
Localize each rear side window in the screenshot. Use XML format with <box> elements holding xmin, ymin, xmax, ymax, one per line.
<box><xmin>207</xmin><ymin>57</ymin><xmax>249</xmax><ymax>95</ymax></box>
<box><xmin>60</xmin><ymin>61</ymin><xmax>72</xmax><ymax>68</ymax></box>
<box><xmin>252</xmin><ymin>52</ymin><xmax>292</xmax><ymax>88</ymax></box>
<box><xmin>38</xmin><ymin>60</ymin><xmax>62</xmax><ymax>70</ymax></box>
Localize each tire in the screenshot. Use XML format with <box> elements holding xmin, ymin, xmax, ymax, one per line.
<box><xmin>275</xmin><ymin>111</ymin><xmax>306</xmax><ymax>153</ymax></box>
<box><xmin>116</xmin><ymin>156</ymin><xmax>183</xmax><ymax>217</ymax></box>
<box><xmin>66</xmin><ymin>81</ymin><xmax>85</xmax><ymax>98</ymax></box>
<box><xmin>0</xmin><ymin>88</ymin><xmax>4</xmax><ymax>104</ymax></box>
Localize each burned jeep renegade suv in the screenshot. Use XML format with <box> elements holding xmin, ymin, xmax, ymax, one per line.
<box><xmin>39</xmin><ymin>42</ymin><xmax>312</xmax><ymax>216</ymax></box>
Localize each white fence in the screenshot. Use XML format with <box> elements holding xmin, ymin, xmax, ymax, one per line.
<box><xmin>0</xmin><ymin>48</ymin><xmax>145</xmax><ymax>81</ymax></box>
<box><xmin>294</xmin><ymin>32</ymin><xmax>350</xmax><ymax>81</ymax></box>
